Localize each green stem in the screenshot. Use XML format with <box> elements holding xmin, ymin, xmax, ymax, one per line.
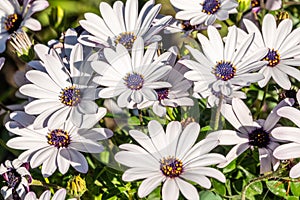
<box><xmin>254</xmin><ymin>83</ymin><xmax>269</xmax><ymax>120</ymax></box>
<box><xmin>213</xmin><ymin>95</ymin><xmax>223</xmax><ymax>131</ymax></box>
<box><xmin>241</xmin><ymin>173</ymin><xmax>275</xmax><ymax>200</ymax></box>
<box><xmin>31</xmin><ymin>179</ymin><xmax>61</xmax><ymax>190</ymax></box>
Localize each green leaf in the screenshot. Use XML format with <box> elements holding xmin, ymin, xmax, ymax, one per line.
<box><xmin>212</xmin><ymin>179</ymin><xmax>226</xmax><ymax>196</ymax></box>
<box><xmin>265</xmin><ymin>180</ymin><xmax>286</xmax><ymax>197</ymax></box>
<box><xmin>199</xmin><ymin>191</ymin><xmax>222</xmax><ymax>200</ymax></box>
<box><xmin>290</xmin><ymin>181</ymin><xmax>300</xmax><ymax>196</ymax></box>
<box><xmin>286</xmin><ymin>196</ymin><xmax>299</xmax><ymax>200</ymax></box>
<box><xmin>223</xmin><ymin>160</ymin><xmax>236</xmax><ymax>174</ymax></box>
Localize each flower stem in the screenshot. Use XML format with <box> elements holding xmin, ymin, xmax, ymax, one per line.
<box><xmin>241</xmin><ymin>173</ymin><xmax>275</xmax><ymax>200</ymax></box>
<box><xmin>256</xmin><ymin>83</ymin><xmax>269</xmax><ymax>120</ymax></box>
<box><xmin>31</xmin><ymin>179</ymin><xmax>61</xmax><ymax>189</ymax></box>
<box><xmin>212</xmin><ymin>95</ymin><xmax>223</xmax><ymax>131</ymax></box>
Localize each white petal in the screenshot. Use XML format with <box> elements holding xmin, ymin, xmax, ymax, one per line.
<box><xmin>162</xmin><ymin>179</ymin><xmax>179</xmax><ymax>200</ymax></box>
<box><xmin>176</xmin><ymin>178</ymin><xmax>199</xmax><ymax>200</ymax></box>
<box><xmin>273</xmin><ymin>143</ymin><xmax>300</xmax><ymax>159</ymax></box>
<box><xmin>176</xmin><ymin>122</ymin><xmax>200</xmax><ymax>158</ymax></box>
<box><xmin>41</xmin><ymin>149</ymin><xmax>58</xmax><ymax>177</ymax></box>
<box><xmin>271</xmin><ymin>127</ymin><xmax>300</xmax><ymax>143</ymax></box>
<box><xmin>138</xmin><ymin>175</ymin><xmax>164</xmax><ymax>198</ymax></box>
<box><xmin>218</xmin><ymin>142</ymin><xmax>249</xmax><ymax>168</ymax></box>
<box><xmin>262</xmin><ymin>14</ymin><xmax>276</xmax><ymax>48</ymax></box>
<box><xmin>290</xmin><ymin>162</ymin><xmax>300</xmax><ymax>178</ymax></box>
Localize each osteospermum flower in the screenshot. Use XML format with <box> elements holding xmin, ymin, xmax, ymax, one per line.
<box><xmin>78</xmin><ymin>0</ymin><xmax>171</xmax><ymax>49</ymax></box>
<box><xmin>181</xmin><ymin>26</ymin><xmax>267</xmax><ymax>106</ymax></box>
<box><xmin>19</xmin><ymin>43</ymin><xmax>106</xmax><ymax>129</ymax></box>
<box><xmin>138</xmin><ymin>48</ymin><xmax>194</xmax><ymax>116</ymax></box>
<box><xmin>0</xmin><ymin>159</ymin><xmax>31</xmax><ymax>200</ymax></box>
<box><xmin>170</xmin><ymin>0</ymin><xmax>238</xmax><ymax>26</ymax></box>
<box><xmin>5</xmin><ymin>111</ymin><xmax>113</xmax><ymax>177</ymax></box>
<box><xmin>24</xmin><ymin>188</ymin><xmax>67</xmax><ymax>200</ymax></box>
<box><xmin>0</xmin><ymin>0</ymin><xmax>49</xmax><ymax>53</ymax></box>
<box><xmin>115</xmin><ymin>120</ymin><xmax>226</xmax><ymax>200</ymax></box>
<box><xmin>206</xmin><ymin>98</ymin><xmax>294</xmax><ymax>174</ymax></box>
<box><xmin>242</xmin><ymin>14</ymin><xmax>300</xmax><ymax>89</ymax></box>
<box><xmin>272</xmin><ymin>106</ymin><xmax>300</xmax><ymax>178</ymax></box>
<box><xmin>91</xmin><ymin>37</ymin><xmax>172</xmax><ymax>108</ymax></box>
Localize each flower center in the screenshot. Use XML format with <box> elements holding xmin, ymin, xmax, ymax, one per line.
<box><xmin>155</xmin><ymin>88</ymin><xmax>169</xmax><ymax>100</ymax></box>
<box><xmin>181</xmin><ymin>20</ymin><xmax>197</xmax><ymax>31</ymax></box>
<box><xmin>263</xmin><ymin>48</ymin><xmax>280</xmax><ymax>67</ymax></box>
<box><xmin>115</xmin><ymin>32</ymin><xmax>137</xmax><ymax>49</ymax></box>
<box><xmin>124</xmin><ymin>73</ymin><xmax>144</xmax><ymax>90</ymax></box>
<box><xmin>5</xmin><ymin>13</ymin><xmax>22</xmax><ymax>34</ymax></box>
<box><xmin>251</xmin><ymin>0</ymin><xmax>260</xmax><ymax>7</ymax></box>
<box><xmin>59</xmin><ymin>86</ymin><xmax>81</xmax><ymax>106</ymax></box>
<box><xmin>202</xmin><ymin>0</ymin><xmax>221</xmax><ymax>15</ymax></box>
<box><xmin>248</xmin><ymin>128</ymin><xmax>270</xmax><ymax>148</ymax></box>
<box><xmin>160</xmin><ymin>156</ymin><xmax>183</xmax><ymax>178</ymax></box>
<box><xmin>47</xmin><ymin>129</ymin><xmax>70</xmax><ymax>148</ymax></box>
<box><xmin>213</xmin><ymin>61</ymin><xmax>236</xmax><ymax>81</ymax></box>
<box><xmin>3</xmin><ymin>169</ymin><xmax>21</xmax><ymax>189</ymax></box>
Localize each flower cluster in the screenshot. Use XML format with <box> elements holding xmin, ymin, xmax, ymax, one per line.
<box><xmin>2</xmin><ymin>0</ymin><xmax>300</xmax><ymax>199</ymax></box>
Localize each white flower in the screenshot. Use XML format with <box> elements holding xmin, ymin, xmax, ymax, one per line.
<box><xmin>5</xmin><ymin>111</ymin><xmax>113</xmax><ymax>177</ymax></box>
<box><xmin>0</xmin><ymin>159</ymin><xmax>31</xmax><ymax>200</ymax></box>
<box><xmin>19</xmin><ymin>43</ymin><xmax>106</xmax><ymax>129</ymax></box>
<box><xmin>272</xmin><ymin>106</ymin><xmax>300</xmax><ymax>178</ymax></box>
<box><xmin>78</xmin><ymin>0</ymin><xmax>171</xmax><ymax>49</ymax></box>
<box><xmin>0</xmin><ymin>57</ymin><xmax>4</xmax><ymax>71</ymax></box>
<box><xmin>181</xmin><ymin>26</ymin><xmax>267</xmax><ymax>107</ymax></box>
<box><xmin>207</xmin><ymin>98</ymin><xmax>294</xmax><ymax>174</ymax></box>
<box><xmin>91</xmin><ymin>37</ymin><xmax>172</xmax><ymax>108</ymax></box>
<box><xmin>242</xmin><ymin>14</ymin><xmax>300</xmax><ymax>89</ymax></box>
<box><xmin>25</xmin><ymin>188</ymin><xmax>67</xmax><ymax>200</ymax></box>
<box><xmin>138</xmin><ymin>47</ymin><xmax>194</xmax><ymax>116</ymax></box>
<box><xmin>0</xmin><ymin>0</ymin><xmax>49</xmax><ymax>53</ymax></box>
<box><xmin>115</xmin><ymin>120</ymin><xmax>226</xmax><ymax>200</ymax></box>
<box><xmin>170</xmin><ymin>0</ymin><xmax>238</xmax><ymax>26</ymax></box>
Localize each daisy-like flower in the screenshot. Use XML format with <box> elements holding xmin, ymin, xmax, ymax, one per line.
<box><xmin>0</xmin><ymin>159</ymin><xmax>31</xmax><ymax>200</ymax></box>
<box><xmin>138</xmin><ymin>47</ymin><xmax>194</xmax><ymax>116</ymax></box>
<box><xmin>5</xmin><ymin>111</ymin><xmax>113</xmax><ymax>177</ymax></box>
<box><xmin>0</xmin><ymin>0</ymin><xmax>49</xmax><ymax>53</ymax></box>
<box><xmin>24</xmin><ymin>188</ymin><xmax>67</xmax><ymax>200</ymax></box>
<box><xmin>242</xmin><ymin>14</ymin><xmax>300</xmax><ymax>89</ymax></box>
<box><xmin>181</xmin><ymin>26</ymin><xmax>267</xmax><ymax>106</ymax></box>
<box><xmin>115</xmin><ymin>120</ymin><xmax>226</xmax><ymax>200</ymax></box>
<box><xmin>19</xmin><ymin>43</ymin><xmax>106</xmax><ymax>129</ymax></box>
<box><xmin>78</xmin><ymin>0</ymin><xmax>171</xmax><ymax>49</ymax></box>
<box><xmin>170</xmin><ymin>0</ymin><xmax>238</xmax><ymax>26</ymax></box>
<box><xmin>91</xmin><ymin>37</ymin><xmax>172</xmax><ymax>108</ymax></box>
<box><xmin>272</xmin><ymin>106</ymin><xmax>300</xmax><ymax>178</ymax></box>
<box><xmin>0</xmin><ymin>57</ymin><xmax>4</xmax><ymax>70</ymax></box>
<box><xmin>207</xmin><ymin>98</ymin><xmax>294</xmax><ymax>174</ymax></box>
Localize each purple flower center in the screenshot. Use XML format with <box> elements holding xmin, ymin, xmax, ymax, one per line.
<box><xmin>5</xmin><ymin>13</ymin><xmax>22</xmax><ymax>34</ymax></box>
<box><xmin>3</xmin><ymin>169</ymin><xmax>21</xmax><ymax>189</ymax></box>
<box><xmin>115</xmin><ymin>32</ymin><xmax>137</xmax><ymax>49</ymax></box>
<box><xmin>214</xmin><ymin>61</ymin><xmax>236</xmax><ymax>81</ymax></box>
<box><xmin>248</xmin><ymin>128</ymin><xmax>270</xmax><ymax>148</ymax></box>
<box><xmin>59</xmin><ymin>86</ymin><xmax>81</xmax><ymax>106</ymax></box>
<box><xmin>160</xmin><ymin>157</ymin><xmax>183</xmax><ymax>178</ymax></box>
<box><xmin>181</xmin><ymin>20</ymin><xmax>196</xmax><ymax>31</ymax></box>
<box><xmin>202</xmin><ymin>0</ymin><xmax>221</xmax><ymax>15</ymax></box>
<box><xmin>124</xmin><ymin>73</ymin><xmax>144</xmax><ymax>90</ymax></box>
<box><xmin>47</xmin><ymin>129</ymin><xmax>71</xmax><ymax>148</ymax></box>
<box><xmin>155</xmin><ymin>88</ymin><xmax>169</xmax><ymax>100</ymax></box>
<box><xmin>263</xmin><ymin>48</ymin><xmax>280</xmax><ymax>67</ymax></box>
